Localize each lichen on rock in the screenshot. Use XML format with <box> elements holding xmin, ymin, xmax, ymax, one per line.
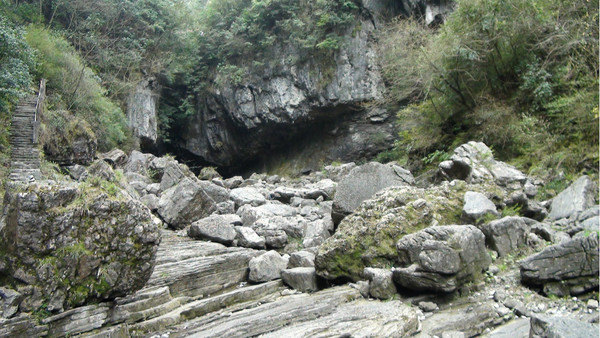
<box><xmin>0</xmin><ymin>179</ymin><xmax>160</xmax><ymax>313</ymax></box>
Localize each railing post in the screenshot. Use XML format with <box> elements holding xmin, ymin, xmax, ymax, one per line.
<box><xmin>33</xmin><ymin>79</ymin><xmax>46</xmax><ymax>144</ymax></box>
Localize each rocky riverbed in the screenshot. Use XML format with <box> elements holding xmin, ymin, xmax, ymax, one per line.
<box><xmin>0</xmin><ymin>141</ymin><xmax>598</xmax><ymax>337</ymax></box>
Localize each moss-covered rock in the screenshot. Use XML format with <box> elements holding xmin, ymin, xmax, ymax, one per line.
<box><xmin>41</xmin><ymin>110</ymin><xmax>98</xmax><ymax>166</ymax></box>
<box><xmin>315</xmin><ymin>180</ymin><xmax>506</xmax><ymax>282</ymax></box>
<box><xmin>0</xmin><ymin>179</ymin><xmax>160</xmax><ymax>313</ymax></box>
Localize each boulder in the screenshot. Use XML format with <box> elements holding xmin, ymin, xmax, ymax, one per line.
<box><xmin>332</xmin><ymin>162</ymin><xmax>413</xmax><ymax>224</ymax></box>
<box><xmin>392</xmin><ymin>225</ymin><xmax>491</xmax><ymax>293</ymax></box>
<box><xmin>65</xmin><ymin>164</ymin><xmax>88</xmax><ymax>181</ymax></box>
<box><xmin>124</xmin><ymin>150</ymin><xmax>150</xmax><ymax>174</ymax></box>
<box><xmin>363</xmin><ymin>267</ymin><xmax>396</xmax><ymax>300</ymax></box>
<box><xmin>237</xmin><ymin>203</ymin><xmax>297</xmax><ymax>226</ymax></box>
<box><xmin>281</xmin><ymin>267</ymin><xmax>319</xmax><ymax>293</ymax></box>
<box><xmin>0</xmin><ymin>288</ymin><xmax>22</xmax><ymax>318</ymax></box>
<box><xmin>230</xmin><ymin>187</ymin><xmax>267</xmax><ymax>208</ymax></box>
<box><xmin>87</xmin><ymin>160</ymin><xmax>116</xmax><ymax>182</ymax></box>
<box><xmin>99</xmin><ymin>149</ymin><xmax>128</xmax><ymax>168</ymax></box>
<box><xmin>248</xmin><ymin>251</ymin><xmax>289</xmax><ymax>283</ymax></box>
<box><xmin>198</xmin><ymin>167</ymin><xmax>222</xmax><ymax>180</ymax></box>
<box><xmin>288</xmin><ymin>251</ymin><xmax>316</xmax><ymax>268</ymax></box>
<box><xmin>188</xmin><ymin>214</ymin><xmax>241</xmax><ymax>245</ymax></box>
<box><xmin>529</xmin><ymin>315</ymin><xmax>599</xmax><ymax>338</ymax></box>
<box><xmin>0</xmin><ymin>181</ymin><xmax>160</xmax><ymax>312</ymax></box>
<box><xmin>302</xmin><ymin>219</ymin><xmax>332</xmax><ymax>248</ymax></box>
<box><xmin>140</xmin><ymin>194</ymin><xmax>159</xmax><ymax>211</ymax></box>
<box><xmin>438</xmin><ymin>141</ymin><xmax>526</xmax><ymax>188</ymax></box>
<box><xmin>481</xmin><ymin>216</ymin><xmax>530</xmax><ymax>257</ymax></box>
<box><xmin>158</xmin><ymin>160</ymin><xmax>195</xmax><ymax>191</ymax></box>
<box><xmin>520</xmin><ymin>235</ymin><xmax>599</xmax><ymax>296</ymax></box>
<box><xmin>548</xmin><ymin>176</ymin><xmax>596</xmax><ymax>221</ymax></box>
<box><xmin>316</xmin><ymin>181</ymin><xmax>501</xmax><ymax>282</ymax></box>
<box><xmin>157</xmin><ymin>178</ymin><xmax>217</xmax><ymax>229</ymax></box>
<box><xmin>235</xmin><ymin>226</ymin><xmax>266</xmax><ymax>249</ymax></box>
<box><xmin>462</xmin><ymin>191</ymin><xmax>498</xmax><ymax>222</ymax></box>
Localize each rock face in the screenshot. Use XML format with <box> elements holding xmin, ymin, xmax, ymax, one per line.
<box><xmin>393</xmin><ymin>225</ymin><xmax>490</xmax><ymax>293</ymax></box>
<box><xmin>548</xmin><ymin>176</ymin><xmax>596</xmax><ymax>221</ymax></box>
<box><xmin>0</xmin><ymin>181</ymin><xmax>160</xmax><ymax>312</ymax></box>
<box><xmin>181</xmin><ymin>14</ymin><xmax>387</xmax><ymax>171</ymax></box>
<box><xmin>332</xmin><ymin>162</ymin><xmax>414</xmax><ymax>224</ymax></box>
<box><xmin>520</xmin><ymin>235</ymin><xmax>599</xmax><ymax>296</ymax></box>
<box><xmin>127</xmin><ymin>78</ymin><xmax>159</xmax><ymax>149</ymax></box>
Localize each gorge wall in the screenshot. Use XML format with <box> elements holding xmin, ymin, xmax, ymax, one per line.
<box><xmin>143</xmin><ymin>0</ymin><xmax>456</xmax><ymax>175</ymax></box>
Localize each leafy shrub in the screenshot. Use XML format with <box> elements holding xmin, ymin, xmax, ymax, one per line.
<box><xmin>380</xmin><ymin>0</ymin><xmax>599</xmax><ymax>178</ymax></box>
<box><xmin>0</xmin><ymin>18</ymin><xmax>35</xmax><ymax>151</ymax></box>
<box><xmin>25</xmin><ymin>26</ymin><xmax>130</xmax><ymax>151</ymax></box>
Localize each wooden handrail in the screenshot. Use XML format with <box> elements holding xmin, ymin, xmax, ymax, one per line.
<box><xmin>32</xmin><ymin>79</ymin><xmax>46</xmax><ymax>144</ymax></box>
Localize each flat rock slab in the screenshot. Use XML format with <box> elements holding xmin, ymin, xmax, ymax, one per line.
<box><xmin>171</xmin><ymin>286</ymin><xmax>418</xmax><ymax>337</ymax></box>
<box><xmin>487</xmin><ymin>318</ymin><xmax>530</xmax><ymax>338</ymax></box>
<box><xmin>418</xmin><ymin>303</ymin><xmax>499</xmax><ymax>337</ymax></box>
<box><xmin>147</xmin><ymin>231</ymin><xmax>261</xmax><ymax>297</ymax></box>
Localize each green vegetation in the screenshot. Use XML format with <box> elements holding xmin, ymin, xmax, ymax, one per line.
<box><xmin>379</xmin><ymin>0</ymin><xmax>599</xmax><ymax>180</ymax></box>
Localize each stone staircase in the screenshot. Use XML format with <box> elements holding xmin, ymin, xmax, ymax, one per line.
<box><xmin>8</xmin><ymin>84</ymin><xmax>44</xmax><ymax>183</ymax></box>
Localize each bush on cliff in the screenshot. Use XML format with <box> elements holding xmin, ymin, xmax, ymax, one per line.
<box><xmin>379</xmin><ymin>0</ymin><xmax>599</xmax><ymax>179</ymax></box>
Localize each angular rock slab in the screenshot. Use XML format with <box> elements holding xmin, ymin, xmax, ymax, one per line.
<box><xmin>158</xmin><ymin>178</ymin><xmax>217</xmax><ymax>229</ymax></box>
<box><xmin>332</xmin><ymin>162</ymin><xmax>413</xmax><ymax>223</ymax></box>
<box><xmin>188</xmin><ymin>214</ymin><xmax>240</xmax><ymax>245</ymax></box>
<box><xmin>529</xmin><ymin>315</ymin><xmax>599</xmax><ymax>338</ymax></box>
<box><xmin>463</xmin><ymin>191</ymin><xmax>498</xmax><ymax>222</ymax></box>
<box><xmin>393</xmin><ymin>225</ymin><xmax>491</xmax><ymax>293</ymax></box>
<box><xmin>248</xmin><ymin>251</ymin><xmax>288</xmax><ymax>283</ymax></box>
<box><xmin>520</xmin><ymin>235</ymin><xmax>599</xmax><ymax>296</ymax></box>
<box><xmin>481</xmin><ymin>216</ymin><xmax>530</xmax><ymax>257</ymax></box>
<box><xmin>281</xmin><ymin>267</ymin><xmax>319</xmax><ymax>293</ymax></box>
<box><xmin>364</xmin><ymin>267</ymin><xmax>396</xmax><ymax>300</ymax></box>
<box><xmin>548</xmin><ymin>175</ymin><xmax>596</xmax><ymax>221</ymax></box>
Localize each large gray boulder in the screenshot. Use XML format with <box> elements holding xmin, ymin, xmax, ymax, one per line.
<box><xmin>230</xmin><ymin>187</ymin><xmax>267</xmax><ymax>208</ymax></box>
<box><xmin>288</xmin><ymin>251</ymin><xmax>316</xmax><ymax>268</ymax></box>
<box><xmin>158</xmin><ymin>178</ymin><xmax>218</xmax><ymax>229</ymax></box>
<box><xmin>481</xmin><ymin>216</ymin><xmax>530</xmax><ymax>257</ymax></box>
<box><xmin>159</xmin><ymin>159</ymin><xmax>196</xmax><ymax>192</ymax></box>
<box><xmin>0</xmin><ymin>288</ymin><xmax>22</xmax><ymax>318</ymax></box>
<box><xmin>248</xmin><ymin>251</ymin><xmax>289</xmax><ymax>283</ymax></box>
<box><xmin>393</xmin><ymin>225</ymin><xmax>491</xmax><ymax>293</ymax></box>
<box><xmin>520</xmin><ymin>235</ymin><xmax>599</xmax><ymax>296</ymax></box>
<box><xmin>281</xmin><ymin>267</ymin><xmax>319</xmax><ymax>293</ymax></box>
<box><xmin>548</xmin><ymin>176</ymin><xmax>596</xmax><ymax>221</ymax></box>
<box><xmin>332</xmin><ymin>162</ymin><xmax>413</xmax><ymax>224</ymax></box>
<box><xmin>235</xmin><ymin>226</ymin><xmax>266</xmax><ymax>249</ymax></box>
<box><xmin>462</xmin><ymin>191</ymin><xmax>498</xmax><ymax>222</ymax></box>
<box><xmin>529</xmin><ymin>315</ymin><xmax>599</xmax><ymax>338</ymax></box>
<box><xmin>439</xmin><ymin>141</ymin><xmax>526</xmax><ymax>188</ymax></box>
<box><xmin>188</xmin><ymin>214</ymin><xmax>241</xmax><ymax>245</ymax></box>
<box><xmin>0</xmin><ymin>181</ymin><xmax>160</xmax><ymax>313</ymax></box>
